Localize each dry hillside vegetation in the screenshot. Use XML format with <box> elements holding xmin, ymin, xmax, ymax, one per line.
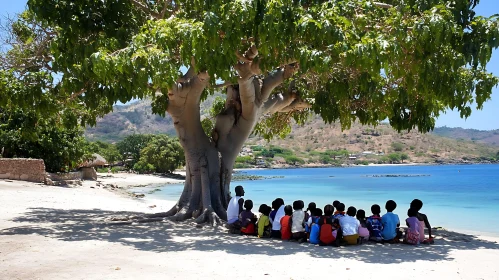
<box><xmin>85</xmin><ymin>99</ymin><xmax>498</xmax><ymax>163</ymax></box>
<box><xmin>247</xmin><ymin>115</ymin><xmax>498</xmax><ymax>163</ymax></box>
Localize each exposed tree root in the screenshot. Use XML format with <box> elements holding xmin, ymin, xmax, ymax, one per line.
<box><xmin>194</xmin><ymin>207</ymin><xmax>224</xmax><ymax>226</ymax></box>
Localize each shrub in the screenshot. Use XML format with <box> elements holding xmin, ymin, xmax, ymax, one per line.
<box><xmin>391</xmin><ymin>142</ymin><xmax>405</xmax><ymax>152</ymax></box>
<box><xmin>284</xmin><ymin>155</ymin><xmax>305</xmax><ymax>165</ymax></box>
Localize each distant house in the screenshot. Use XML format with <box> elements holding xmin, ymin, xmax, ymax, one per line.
<box><xmin>348</xmin><ymin>156</ymin><xmax>357</xmax><ymax>160</ymax></box>
<box><xmin>362</xmin><ymin>151</ymin><xmax>374</xmax><ymax>155</ymax></box>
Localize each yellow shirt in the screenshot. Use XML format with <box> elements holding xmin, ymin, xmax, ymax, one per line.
<box><xmin>257</xmin><ymin>215</ymin><xmax>270</xmax><ymax>237</ymax></box>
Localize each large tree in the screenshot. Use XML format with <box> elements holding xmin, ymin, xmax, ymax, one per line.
<box><xmin>19</xmin><ymin>0</ymin><xmax>499</xmax><ymax>224</ymax></box>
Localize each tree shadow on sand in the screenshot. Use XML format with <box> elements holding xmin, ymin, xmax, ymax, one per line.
<box><xmin>1</xmin><ymin>207</ymin><xmax>498</xmax><ymax>264</ymax></box>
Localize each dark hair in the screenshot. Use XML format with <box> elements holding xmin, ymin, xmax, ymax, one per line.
<box><xmin>371</xmin><ymin>204</ymin><xmax>381</xmax><ymax>215</ymax></box>
<box><xmin>324</xmin><ymin>204</ymin><xmax>334</xmax><ymax>216</ymax></box>
<box><xmin>244</xmin><ymin>199</ymin><xmax>253</xmax><ymax>210</ymax></box>
<box><xmin>347</xmin><ymin>206</ymin><xmax>357</xmax><ymax>217</ymax></box>
<box><xmin>385</xmin><ymin>200</ymin><xmax>397</xmax><ymax>212</ymax></box>
<box><xmin>356</xmin><ymin>209</ymin><xmax>366</xmax><ymax>220</ymax></box>
<box><xmin>307</xmin><ymin>202</ymin><xmax>317</xmax><ymax>212</ymax></box>
<box><xmin>410</xmin><ymin>199</ymin><xmax>423</xmax><ymax>211</ymax></box>
<box><xmin>235</xmin><ymin>185</ymin><xmax>244</xmax><ymax>196</ymax></box>
<box><xmin>314</xmin><ymin>208</ymin><xmax>323</xmax><ymax>216</ymax></box>
<box><xmin>284</xmin><ymin>205</ymin><xmax>293</xmax><ymax>215</ymax></box>
<box><xmin>407</xmin><ymin>208</ymin><xmax>418</xmax><ymax>217</ymax></box>
<box><xmin>275</xmin><ymin>198</ymin><xmax>285</xmax><ymax>207</ymax></box>
<box><xmin>259</xmin><ymin>204</ymin><xmax>271</xmax><ymax>215</ymax></box>
<box><xmin>332</xmin><ymin>200</ymin><xmax>340</xmax><ymax>208</ymax></box>
<box><xmin>336</xmin><ymin>203</ymin><xmax>345</xmax><ymax>212</ymax></box>
<box><xmin>293</xmin><ymin>200</ymin><xmax>304</xmax><ymax>210</ymax></box>
<box><xmin>271</xmin><ymin>199</ymin><xmax>278</xmax><ymax>210</ymax></box>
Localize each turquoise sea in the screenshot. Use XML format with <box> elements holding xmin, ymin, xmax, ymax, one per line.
<box><xmin>134</xmin><ymin>164</ymin><xmax>499</xmax><ymax>236</ymax></box>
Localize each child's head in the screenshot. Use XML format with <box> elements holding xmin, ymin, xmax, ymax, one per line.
<box><xmin>271</xmin><ymin>199</ymin><xmax>278</xmax><ymax>210</ymax></box>
<box><xmin>347</xmin><ymin>206</ymin><xmax>357</xmax><ymax>217</ymax></box>
<box><xmin>284</xmin><ymin>205</ymin><xmax>293</xmax><ymax>216</ymax></box>
<box><xmin>371</xmin><ymin>204</ymin><xmax>381</xmax><ymax>215</ymax></box>
<box><xmin>336</xmin><ymin>203</ymin><xmax>345</xmax><ymax>212</ymax></box>
<box><xmin>307</xmin><ymin>202</ymin><xmax>317</xmax><ymax>212</ymax></box>
<box><xmin>356</xmin><ymin>209</ymin><xmax>366</xmax><ymax>220</ymax></box>
<box><xmin>332</xmin><ymin>200</ymin><xmax>340</xmax><ymax>208</ymax></box>
<box><xmin>407</xmin><ymin>208</ymin><xmax>418</xmax><ymax>217</ymax></box>
<box><xmin>244</xmin><ymin>200</ymin><xmax>253</xmax><ymax>211</ymax></box>
<box><xmin>293</xmin><ymin>200</ymin><xmax>304</xmax><ymax>211</ymax></box>
<box><xmin>385</xmin><ymin>200</ymin><xmax>397</xmax><ymax>212</ymax></box>
<box><xmin>410</xmin><ymin>199</ymin><xmax>423</xmax><ymax>211</ymax></box>
<box><xmin>314</xmin><ymin>208</ymin><xmax>323</xmax><ymax>217</ymax></box>
<box><xmin>275</xmin><ymin>198</ymin><xmax>285</xmax><ymax>208</ymax></box>
<box><xmin>259</xmin><ymin>204</ymin><xmax>271</xmax><ymax>215</ymax></box>
<box><xmin>324</xmin><ymin>204</ymin><xmax>334</xmax><ymax>216</ymax></box>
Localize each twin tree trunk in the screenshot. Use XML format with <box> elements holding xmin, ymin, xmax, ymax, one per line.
<box><xmin>158</xmin><ymin>48</ymin><xmax>307</xmax><ymax>225</ymax></box>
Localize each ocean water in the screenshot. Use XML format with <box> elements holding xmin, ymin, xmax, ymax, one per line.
<box><xmin>134</xmin><ymin>164</ymin><xmax>499</xmax><ymax>236</ymax></box>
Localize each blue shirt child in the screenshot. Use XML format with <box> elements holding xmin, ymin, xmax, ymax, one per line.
<box><xmin>309</xmin><ymin>216</ymin><xmax>321</xmax><ymax>244</ymax></box>
<box><xmin>381</xmin><ymin>212</ymin><xmax>400</xmax><ymax>240</ymax></box>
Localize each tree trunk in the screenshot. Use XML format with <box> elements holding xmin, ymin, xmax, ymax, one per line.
<box><xmin>151</xmin><ymin>50</ymin><xmax>306</xmax><ymax>225</ymax></box>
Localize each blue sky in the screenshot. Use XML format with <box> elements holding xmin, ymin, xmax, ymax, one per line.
<box><xmin>1</xmin><ymin>0</ymin><xmax>498</xmax><ymax>130</ymax></box>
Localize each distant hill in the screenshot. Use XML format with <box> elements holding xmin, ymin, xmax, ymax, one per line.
<box><xmin>85</xmin><ymin>99</ymin><xmax>498</xmax><ymax>162</ymax></box>
<box><xmin>432</xmin><ymin>127</ymin><xmax>499</xmax><ymax>147</ymax></box>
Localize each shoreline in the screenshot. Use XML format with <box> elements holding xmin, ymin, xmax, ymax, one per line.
<box><xmin>235</xmin><ymin>161</ymin><xmax>498</xmax><ymax>170</ymax></box>
<box><xmin>1</xmin><ymin>177</ymin><xmax>499</xmax><ymax>279</ymax></box>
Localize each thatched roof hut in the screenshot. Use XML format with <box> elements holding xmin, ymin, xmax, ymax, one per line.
<box><xmin>81</xmin><ymin>153</ymin><xmax>107</xmax><ymax>168</ymax></box>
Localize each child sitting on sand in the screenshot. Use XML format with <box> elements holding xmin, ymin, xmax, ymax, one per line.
<box><xmin>305</xmin><ymin>202</ymin><xmax>316</xmax><ymax>230</ymax></box>
<box><xmin>382</xmin><ymin>200</ymin><xmax>401</xmax><ymax>242</ymax></box>
<box><xmin>291</xmin><ymin>200</ymin><xmax>307</xmax><ymax>242</ymax></box>
<box><xmin>333</xmin><ymin>202</ymin><xmax>345</xmax><ymax>219</ymax></box>
<box><xmin>339</xmin><ymin>206</ymin><xmax>361</xmax><ymax>245</ymax></box>
<box><xmin>271</xmin><ymin>198</ymin><xmax>285</xmax><ymax>238</ymax></box>
<box><xmin>309</xmin><ymin>208</ymin><xmax>322</xmax><ymax>244</ymax></box>
<box><xmin>410</xmin><ymin>199</ymin><xmax>433</xmax><ymax>243</ymax></box>
<box><xmin>239</xmin><ymin>200</ymin><xmax>257</xmax><ymax>235</ymax></box>
<box><xmin>257</xmin><ymin>204</ymin><xmax>272</xmax><ymax>238</ymax></box>
<box><xmin>319</xmin><ymin>205</ymin><xmax>336</xmax><ymax>246</ymax></box>
<box><xmin>404</xmin><ymin>208</ymin><xmax>420</xmax><ymax>245</ymax></box>
<box><xmin>366</xmin><ymin>204</ymin><xmax>383</xmax><ymax>242</ymax></box>
<box><xmin>356</xmin><ymin>209</ymin><xmax>370</xmax><ymax>242</ymax></box>
<box><xmin>269</xmin><ymin>200</ymin><xmax>277</xmax><ymax>223</ymax></box>
<box><xmin>306</xmin><ymin>203</ymin><xmax>319</xmax><ymax>235</ymax></box>
<box><xmin>280</xmin><ymin>205</ymin><xmax>293</xmax><ymax>240</ymax></box>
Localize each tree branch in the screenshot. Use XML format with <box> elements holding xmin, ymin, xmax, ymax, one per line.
<box><xmin>263</xmin><ymin>84</ymin><xmax>311</xmax><ymax>114</ymax></box>
<box><xmin>234</xmin><ymin>45</ymin><xmax>262</xmax><ymax>121</ymax></box>
<box><xmin>130</xmin><ymin>0</ymin><xmax>161</xmax><ymax>19</ymax></box>
<box><xmin>373</xmin><ymin>2</ymin><xmax>393</xmax><ymax>9</ymax></box>
<box><xmin>260</xmin><ymin>63</ymin><xmax>299</xmax><ymax>103</ymax></box>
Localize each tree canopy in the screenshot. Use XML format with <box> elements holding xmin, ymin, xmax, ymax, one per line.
<box><xmin>20</xmin><ymin>0</ymin><xmax>499</xmax><ymax>135</ymax></box>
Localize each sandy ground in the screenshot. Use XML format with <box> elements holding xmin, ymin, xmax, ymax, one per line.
<box><xmin>1</xmin><ymin>175</ymin><xmax>499</xmax><ymax>280</ymax></box>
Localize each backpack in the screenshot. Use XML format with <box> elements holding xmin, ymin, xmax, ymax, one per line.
<box><xmin>319</xmin><ymin>217</ymin><xmax>335</xmax><ymax>244</ymax></box>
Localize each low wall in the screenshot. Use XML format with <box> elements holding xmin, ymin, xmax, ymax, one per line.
<box><xmin>47</xmin><ymin>172</ymin><xmax>82</xmax><ymax>181</ymax></box>
<box><xmin>0</xmin><ymin>158</ymin><xmax>46</xmax><ymax>183</ymax></box>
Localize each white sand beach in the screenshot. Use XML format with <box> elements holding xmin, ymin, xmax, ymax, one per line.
<box><xmin>1</xmin><ymin>175</ymin><xmax>499</xmax><ymax>280</ymax></box>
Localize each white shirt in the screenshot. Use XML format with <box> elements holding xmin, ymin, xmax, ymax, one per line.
<box><xmin>272</xmin><ymin>205</ymin><xmax>285</xmax><ymax>230</ymax></box>
<box><xmin>291</xmin><ymin>210</ymin><xmax>305</xmax><ymax>233</ymax></box>
<box><xmin>340</xmin><ymin>215</ymin><xmax>360</xmax><ymax>236</ymax></box>
<box><xmin>227</xmin><ymin>196</ymin><xmax>241</xmax><ymax>224</ymax></box>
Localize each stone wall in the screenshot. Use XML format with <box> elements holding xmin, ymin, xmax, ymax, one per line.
<box><xmin>0</xmin><ymin>158</ymin><xmax>46</xmax><ymax>183</ymax></box>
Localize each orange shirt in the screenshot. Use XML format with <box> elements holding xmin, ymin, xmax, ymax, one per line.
<box><xmin>280</xmin><ymin>215</ymin><xmax>292</xmax><ymax>240</ymax></box>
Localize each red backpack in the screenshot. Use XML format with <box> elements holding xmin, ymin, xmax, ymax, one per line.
<box><xmin>320</xmin><ymin>217</ymin><xmax>335</xmax><ymax>244</ymax></box>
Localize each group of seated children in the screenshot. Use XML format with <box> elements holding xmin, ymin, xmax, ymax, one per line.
<box><xmin>226</xmin><ymin>186</ymin><xmax>433</xmax><ymax>246</ymax></box>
